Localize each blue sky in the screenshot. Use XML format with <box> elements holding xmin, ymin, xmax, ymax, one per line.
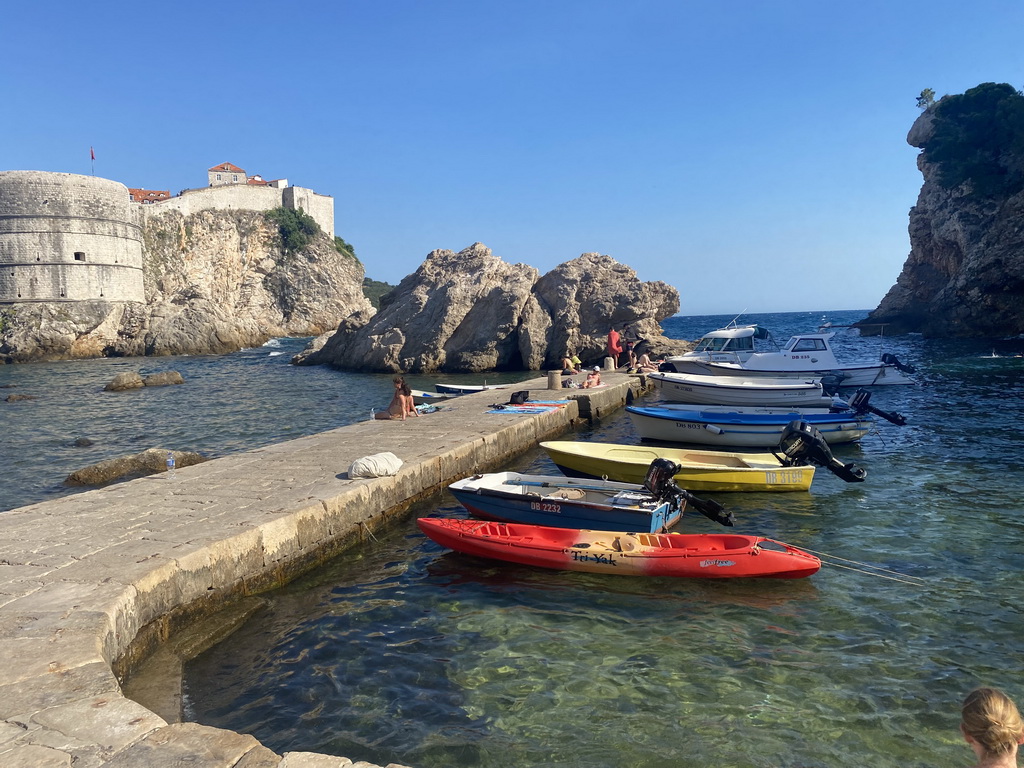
<box><xmin>5</xmin><ymin>1</ymin><xmax>1023</xmax><ymax>315</ymax></box>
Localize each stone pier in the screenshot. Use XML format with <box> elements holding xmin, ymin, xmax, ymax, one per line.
<box><xmin>0</xmin><ymin>373</ymin><xmax>649</xmax><ymax>767</ymax></box>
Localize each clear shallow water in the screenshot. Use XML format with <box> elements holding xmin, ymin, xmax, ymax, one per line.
<box><xmin>7</xmin><ymin>312</ymin><xmax>1024</xmax><ymax>767</ymax></box>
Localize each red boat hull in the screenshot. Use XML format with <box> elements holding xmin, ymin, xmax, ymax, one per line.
<box><xmin>417</xmin><ymin>518</ymin><xmax>820</xmax><ymax>579</ymax></box>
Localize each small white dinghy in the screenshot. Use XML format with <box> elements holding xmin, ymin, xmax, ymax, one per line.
<box><xmin>649</xmin><ymin>371</ymin><xmax>834</xmax><ymax>408</ymax></box>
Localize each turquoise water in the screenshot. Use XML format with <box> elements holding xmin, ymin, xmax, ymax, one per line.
<box><xmin>6</xmin><ymin>312</ymin><xmax>1024</xmax><ymax>766</ymax></box>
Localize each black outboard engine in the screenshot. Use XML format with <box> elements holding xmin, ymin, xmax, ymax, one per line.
<box><xmin>848</xmin><ymin>388</ymin><xmax>907</xmax><ymax>426</ymax></box>
<box><xmin>772</xmin><ymin>420</ymin><xmax>867</xmax><ymax>483</ymax></box>
<box><xmin>880</xmin><ymin>352</ymin><xmax>916</xmax><ymax>374</ymax></box>
<box><xmin>641</xmin><ymin>459</ymin><xmax>735</xmax><ymax>527</ymax></box>
<box><xmin>658</xmin><ymin>361</ymin><xmax>678</xmax><ymax>373</ymax></box>
<box><xmin>819</xmin><ymin>371</ymin><xmax>847</xmax><ymax>396</ymax></box>
<box><xmin>643</xmin><ymin>458</ymin><xmax>682</xmax><ymax>501</ymax></box>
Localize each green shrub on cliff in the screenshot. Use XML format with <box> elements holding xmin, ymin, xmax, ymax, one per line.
<box><xmin>265</xmin><ymin>207</ymin><xmax>320</xmax><ymax>255</ymax></box>
<box><xmin>333</xmin><ymin>235</ymin><xmax>360</xmax><ymax>263</ymax></box>
<box><xmin>362</xmin><ymin>277</ymin><xmax>394</xmax><ymax>309</ymax></box>
<box><xmin>923</xmin><ymin>82</ymin><xmax>1024</xmax><ymax>197</ymax></box>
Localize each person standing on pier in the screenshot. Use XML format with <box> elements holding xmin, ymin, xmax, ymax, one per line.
<box><xmin>607</xmin><ymin>327</ymin><xmax>622</xmax><ymax>367</ymax></box>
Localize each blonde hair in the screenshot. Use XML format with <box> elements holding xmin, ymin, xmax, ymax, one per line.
<box><xmin>962</xmin><ymin>687</ymin><xmax>1024</xmax><ymax>756</ymax></box>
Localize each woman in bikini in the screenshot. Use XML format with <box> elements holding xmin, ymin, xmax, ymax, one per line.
<box><xmin>375</xmin><ymin>376</ymin><xmax>419</xmax><ymax>420</ymax></box>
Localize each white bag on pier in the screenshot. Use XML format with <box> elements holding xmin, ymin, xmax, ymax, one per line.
<box><xmin>348</xmin><ymin>452</ymin><xmax>404</xmax><ymax>478</ymax></box>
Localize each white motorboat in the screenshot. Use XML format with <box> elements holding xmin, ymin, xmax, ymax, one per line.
<box><xmin>649</xmin><ymin>371</ymin><xmax>835</xmax><ymax>408</ymax></box>
<box><xmin>661</xmin><ymin>321</ymin><xmax>915</xmax><ymax>386</ymax></box>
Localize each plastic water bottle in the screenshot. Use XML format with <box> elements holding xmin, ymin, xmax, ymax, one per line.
<box><xmin>369</xmin><ymin>408</ymin><xmax>376</xmax><ymax>421</ymax></box>
<box><xmin>166</xmin><ymin>451</ymin><xmax>176</xmax><ymax>478</ymax></box>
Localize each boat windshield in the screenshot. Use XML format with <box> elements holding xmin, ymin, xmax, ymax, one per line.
<box><xmin>784</xmin><ymin>337</ymin><xmax>828</xmax><ymax>352</ymax></box>
<box><xmin>693</xmin><ymin>335</ymin><xmax>756</xmax><ymax>352</ymax></box>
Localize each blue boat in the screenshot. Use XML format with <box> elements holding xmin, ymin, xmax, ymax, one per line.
<box><xmin>627</xmin><ymin>404</ymin><xmax>874</xmax><ymax>447</ymax></box>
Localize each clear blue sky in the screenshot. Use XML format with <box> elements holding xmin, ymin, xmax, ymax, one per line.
<box><xmin>5</xmin><ymin>1</ymin><xmax>1023</xmax><ymax>314</ymax></box>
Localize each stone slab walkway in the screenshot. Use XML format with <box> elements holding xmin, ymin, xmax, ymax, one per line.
<box><xmin>0</xmin><ymin>373</ymin><xmax>647</xmax><ymax>767</ymax></box>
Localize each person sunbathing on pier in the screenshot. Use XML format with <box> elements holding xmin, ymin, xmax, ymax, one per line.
<box><xmin>375</xmin><ymin>376</ymin><xmax>419</xmax><ymax>420</ymax></box>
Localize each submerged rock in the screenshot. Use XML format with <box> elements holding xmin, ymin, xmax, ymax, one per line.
<box><xmin>65</xmin><ymin>448</ymin><xmax>209</xmax><ymax>486</ymax></box>
<box><xmin>105</xmin><ymin>372</ymin><xmax>145</xmax><ymax>391</ymax></box>
<box><xmin>143</xmin><ymin>371</ymin><xmax>185</xmax><ymax>387</ymax></box>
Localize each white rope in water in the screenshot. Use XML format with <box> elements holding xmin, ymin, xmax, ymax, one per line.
<box><xmin>359</xmin><ymin>520</ymin><xmax>380</xmax><ymax>543</ymax></box>
<box><xmin>799</xmin><ymin>547</ymin><xmax>926</xmax><ymax>585</ymax></box>
<box><xmin>817</xmin><ymin>560</ymin><xmax>925</xmax><ymax>585</ymax></box>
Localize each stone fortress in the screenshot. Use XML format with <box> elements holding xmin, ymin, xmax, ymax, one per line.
<box><xmin>0</xmin><ymin>163</ymin><xmax>334</xmax><ymax>304</ymax></box>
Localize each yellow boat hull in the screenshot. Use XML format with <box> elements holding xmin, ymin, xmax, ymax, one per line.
<box><xmin>539</xmin><ymin>441</ymin><xmax>814</xmax><ymax>492</ymax></box>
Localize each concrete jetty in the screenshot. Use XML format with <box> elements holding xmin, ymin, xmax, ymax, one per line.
<box><xmin>0</xmin><ymin>373</ymin><xmax>648</xmax><ymax>767</ymax></box>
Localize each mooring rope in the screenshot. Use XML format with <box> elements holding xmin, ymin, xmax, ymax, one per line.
<box><xmin>816</xmin><ymin>560</ymin><xmax>926</xmax><ymax>585</ymax></box>
<box><xmin>799</xmin><ymin>546</ymin><xmax>926</xmax><ymax>585</ymax></box>
<box><xmin>359</xmin><ymin>520</ymin><xmax>380</xmax><ymax>543</ymax></box>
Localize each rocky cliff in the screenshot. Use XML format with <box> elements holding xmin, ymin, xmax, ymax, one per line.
<box><xmin>294</xmin><ymin>243</ymin><xmax>687</xmax><ymax>373</ymax></box>
<box><xmin>859</xmin><ymin>83</ymin><xmax>1024</xmax><ymax>337</ymax></box>
<box><xmin>0</xmin><ymin>209</ymin><xmax>372</xmax><ymax>362</ymax></box>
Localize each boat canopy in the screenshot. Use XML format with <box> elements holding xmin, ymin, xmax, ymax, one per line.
<box><xmin>692</xmin><ymin>324</ymin><xmax>772</xmax><ymax>353</ymax></box>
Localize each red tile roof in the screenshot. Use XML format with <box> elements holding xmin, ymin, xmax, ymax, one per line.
<box><xmin>209</xmin><ymin>162</ymin><xmax>245</xmax><ymax>173</ymax></box>
<box><xmin>128</xmin><ymin>188</ymin><xmax>171</xmax><ymax>203</ymax></box>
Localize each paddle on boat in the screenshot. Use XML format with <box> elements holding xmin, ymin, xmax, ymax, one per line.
<box><xmin>417</xmin><ymin>518</ymin><xmax>821</xmax><ymax>579</ymax></box>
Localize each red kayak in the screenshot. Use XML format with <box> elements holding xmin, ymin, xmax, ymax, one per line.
<box><xmin>417</xmin><ymin>518</ymin><xmax>820</xmax><ymax>579</ymax></box>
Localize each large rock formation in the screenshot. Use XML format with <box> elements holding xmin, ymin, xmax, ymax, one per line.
<box><xmin>859</xmin><ymin>83</ymin><xmax>1024</xmax><ymax>337</ymax></box>
<box><xmin>0</xmin><ymin>209</ymin><xmax>372</xmax><ymax>361</ymax></box>
<box><xmin>294</xmin><ymin>244</ymin><xmax>686</xmax><ymax>373</ymax></box>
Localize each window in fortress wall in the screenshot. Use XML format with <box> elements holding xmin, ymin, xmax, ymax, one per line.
<box><xmin>74</xmin><ymin>252</ymin><xmax>85</xmax><ymax>261</ymax></box>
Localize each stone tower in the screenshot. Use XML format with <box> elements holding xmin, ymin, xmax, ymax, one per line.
<box><xmin>0</xmin><ymin>171</ymin><xmax>145</xmax><ymax>303</ymax></box>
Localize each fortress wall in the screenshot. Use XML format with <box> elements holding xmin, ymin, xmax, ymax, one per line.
<box><xmin>145</xmin><ymin>184</ymin><xmax>334</xmax><ymax>237</ymax></box>
<box><xmin>283</xmin><ymin>187</ymin><xmax>335</xmax><ymax>238</ymax></box>
<box><xmin>0</xmin><ymin>171</ymin><xmax>144</xmax><ymax>303</ymax></box>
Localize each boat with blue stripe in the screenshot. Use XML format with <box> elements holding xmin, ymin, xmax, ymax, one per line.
<box><xmin>627</xmin><ymin>404</ymin><xmax>874</xmax><ymax>447</ymax></box>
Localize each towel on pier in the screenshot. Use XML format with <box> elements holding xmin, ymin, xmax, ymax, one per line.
<box><xmin>349</xmin><ymin>452</ymin><xmax>403</xmax><ymax>478</ymax></box>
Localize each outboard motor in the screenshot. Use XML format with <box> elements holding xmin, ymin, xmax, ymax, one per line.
<box><xmin>880</xmin><ymin>352</ymin><xmax>916</xmax><ymax>375</ymax></box>
<box><xmin>772</xmin><ymin>421</ymin><xmax>867</xmax><ymax>483</ymax></box>
<box><xmin>641</xmin><ymin>459</ymin><xmax>735</xmax><ymax>527</ymax></box>
<box><xmin>848</xmin><ymin>388</ymin><xmax>907</xmax><ymax>426</ymax></box>
<box><xmin>819</xmin><ymin>371</ymin><xmax>847</xmax><ymax>396</ymax></box>
<box><xmin>642</xmin><ymin>458</ymin><xmax>682</xmax><ymax>501</ymax></box>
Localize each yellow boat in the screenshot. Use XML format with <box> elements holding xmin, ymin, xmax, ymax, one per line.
<box><xmin>539</xmin><ymin>440</ymin><xmax>815</xmax><ymax>492</ymax></box>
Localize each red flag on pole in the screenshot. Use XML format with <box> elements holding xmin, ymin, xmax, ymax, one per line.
<box><xmin>90</xmin><ymin>147</ymin><xmax>95</xmax><ymax>161</ymax></box>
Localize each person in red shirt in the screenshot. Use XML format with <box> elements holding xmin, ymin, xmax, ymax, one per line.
<box><xmin>607</xmin><ymin>327</ymin><xmax>623</xmax><ymax>366</ymax></box>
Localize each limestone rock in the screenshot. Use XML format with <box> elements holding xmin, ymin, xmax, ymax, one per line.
<box><xmin>4</xmin><ymin>393</ymin><xmax>36</xmax><ymax>402</ymax></box>
<box><xmin>143</xmin><ymin>371</ymin><xmax>185</xmax><ymax>387</ymax></box>
<box><xmin>105</xmin><ymin>372</ymin><xmax>145</xmax><ymax>391</ymax></box>
<box><xmin>65</xmin><ymin>448</ymin><xmax>209</xmax><ymax>486</ymax></box>
<box><xmin>296</xmin><ymin>245</ymin><xmax>685</xmax><ymax>372</ymax></box>
<box><xmin>298</xmin><ymin>243</ymin><xmax>539</xmax><ymax>372</ymax></box>
<box><xmin>519</xmin><ymin>252</ymin><xmax>687</xmax><ymax>369</ymax></box>
<box><xmin>859</xmin><ymin>90</ymin><xmax>1024</xmax><ymax>337</ymax></box>
<box><xmin>0</xmin><ymin>208</ymin><xmax>374</xmax><ymax>362</ymax></box>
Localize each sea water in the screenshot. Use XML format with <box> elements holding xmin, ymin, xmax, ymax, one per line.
<box><xmin>5</xmin><ymin>311</ymin><xmax>1024</xmax><ymax>767</ymax></box>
